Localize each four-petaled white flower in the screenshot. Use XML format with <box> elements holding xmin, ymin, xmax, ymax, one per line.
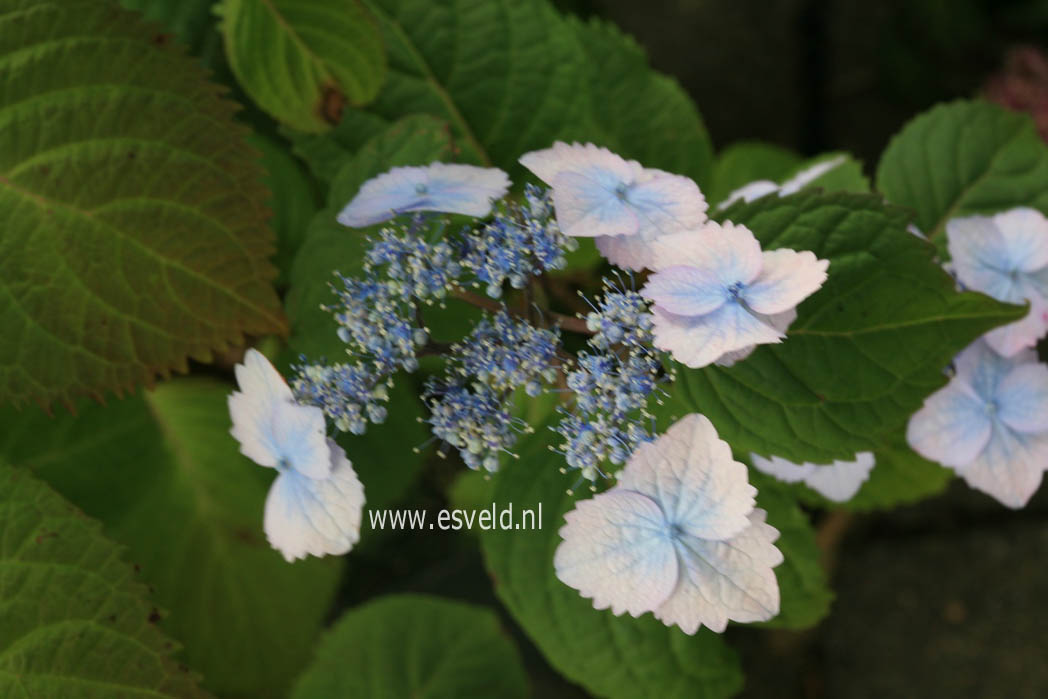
<box><xmin>554</xmin><ymin>413</ymin><xmax>783</xmax><ymax>634</ymax></box>
<box><xmin>229</xmin><ymin>349</ymin><xmax>365</xmax><ymax>561</ymax></box>
<box><xmin>907</xmin><ymin>339</ymin><xmax>1048</xmax><ymax>508</ymax></box>
<box><xmin>337</xmin><ymin>162</ymin><xmax>511</xmax><ymax>227</ymax></box>
<box><xmin>640</xmin><ymin>221</ymin><xmax>829</xmax><ymax>368</ymax></box>
<box><xmin>519</xmin><ymin>141</ymin><xmax>708</xmax><ymax>270</ymax></box>
<box><xmin>947</xmin><ymin>208</ymin><xmax>1048</xmax><ymax>357</ymax></box>
<box><xmin>750</xmin><ymin>452</ymin><xmax>875</xmax><ymax>502</ymax></box>
<box><xmin>717</xmin><ymin>155</ymin><xmax>847</xmax><ymax>210</ymax></box>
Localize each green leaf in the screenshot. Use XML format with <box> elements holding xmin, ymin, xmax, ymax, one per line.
<box><xmin>310</xmin><ymin>0</ymin><xmax>714</xmax><ymax>184</ymax></box>
<box><xmin>119</xmin><ymin>0</ymin><xmax>223</xmax><ymax>61</ymax></box>
<box><xmin>0</xmin><ymin>463</ymin><xmax>209</xmax><ymax>698</ymax></box>
<box><xmin>565</xmin><ymin>18</ymin><xmax>714</xmax><ymax>185</ymax></box>
<box><xmin>0</xmin><ymin>381</ymin><xmax>342</xmax><ymax>699</ymax></box>
<box><xmin>217</xmin><ymin>0</ymin><xmax>386</xmax><ymax>133</ymax></box>
<box><xmin>291</xmin><ymin>595</ymin><xmax>529</xmax><ymax>699</ymax></box>
<box><xmin>673</xmin><ymin>192</ymin><xmax>1025</xmax><ymax>464</ymax></box>
<box><xmin>481</xmin><ymin>420</ymin><xmax>744</xmax><ymax>699</ymax></box>
<box><xmin>749</xmin><ymin>474</ymin><xmax>833</xmax><ymax>629</ymax></box>
<box><xmin>0</xmin><ymin>0</ymin><xmax>285</xmax><ymax>409</ymax></box>
<box><xmin>707</xmin><ymin>141</ymin><xmax>802</xmax><ymax>206</ymax></box>
<box><xmin>876</xmin><ymin>100</ymin><xmax>1048</xmax><ymax>242</ymax></box>
<box><xmin>249</xmin><ymin>134</ymin><xmax>321</xmax><ymax>288</ymax></box>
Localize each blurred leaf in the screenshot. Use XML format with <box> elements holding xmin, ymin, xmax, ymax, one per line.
<box><xmin>0</xmin><ymin>381</ymin><xmax>342</xmax><ymax>699</ymax></box>
<box><xmin>877</xmin><ymin>100</ymin><xmax>1048</xmax><ymax>243</ymax></box>
<box><xmin>787</xmin><ymin>152</ymin><xmax>871</xmax><ymax>195</ymax></box>
<box><xmin>291</xmin><ymin>594</ymin><xmax>529</xmax><ymax>699</ymax></box>
<box><xmin>217</xmin><ymin>0</ymin><xmax>386</xmax><ymax>132</ymax></box>
<box><xmin>707</xmin><ymin>141</ymin><xmax>803</xmax><ymax>206</ymax></box>
<box><xmin>0</xmin><ymin>0</ymin><xmax>284</xmax><ymax>408</ymax></box>
<box><xmin>250</xmin><ymin>134</ymin><xmax>321</xmax><ymax>287</ymax></box>
<box><xmin>0</xmin><ymin>463</ymin><xmax>209</xmax><ymax>698</ymax></box>
<box><xmin>481</xmin><ymin>418</ymin><xmax>744</xmax><ymax>699</ymax></box>
<box><xmin>119</xmin><ymin>0</ymin><xmax>224</xmax><ymax>64</ymax></box>
<box><xmin>672</xmin><ymin>192</ymin><xmax>1025</xmax><ymax>464</ymax></box>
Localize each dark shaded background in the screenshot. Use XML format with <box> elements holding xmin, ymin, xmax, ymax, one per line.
<box><xmin>339</xmin><ymin>2</ymin><xmax>1048</xmax><ymax>697</ymax></box>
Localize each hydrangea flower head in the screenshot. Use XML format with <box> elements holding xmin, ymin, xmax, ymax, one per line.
<box><xmin>554</xmin><ymin>413</ymin><xmax>782</xmax><ymax>633</ymax></box>
<box><xmin>751</xmin><ymin>451</ymin><xmax>875</xmax><ymax>502</ymax></box>
<box><xmin>947</xmin><ymin>208</ymin><xmax>1048</xmax><ymax>356</ymax></box>
<box><xmin>906</xmin><ymin>339</ymin><xmax>1048</xmax><ymax>508</ymax></box>
<box><xmin>337</xmin><ymin>162</ymin><xmax>511</xmax><ymax>227</ymax></box>
<box><xmin>229</xmin><ymin>349</ymin><xmax>365</xmax><ymax>561</ymax></box>
<box><xmin>641</xmin><ymin>221</ymin><xmax>829</xmax><ymax>367</ymax></box>
<box><xmin>519</xmin><ymin>142</ymin><xmax>707</xmax><ymax>270</ymax></box>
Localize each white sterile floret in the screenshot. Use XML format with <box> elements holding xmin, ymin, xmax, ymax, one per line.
<box><xmin>750</xmin><ymin>452</ymin><xmax>875</xmax><ymax>502</ymax></box>
<box><xmin>519</xmin><ymin>141</ymin><xmax>707</xmax><ymax>270</ymax></box>
<box><xmin>906</xmin><ymin>339</ymin><xmax>1048</xmax><ymax>508</ymax></box>
<box><xmin>717</xmin><ymin>155</ymin><xmax>847</xmax><ymax>210</ymax></box>
<box><xmin>947</xmin><ymin>208</ymin><xmax>1048</xmax><ymax>356</ymax></box>
<box><xmin>640</xmin><ymin>221</ymin><xmax>829</xmax><ymax>368</ymax></box>
<box><xmin>554</xmin><ymin>413</ymin><xmax>783</xmax><ymax>634</ymax></box>
<box><xmin>337</xmin><ymin>162</ymin><xmax>511</xmax><ymax>227</ymax></box>
<box><xmin>229</xmin><ymin>349</ymin><xmax>366</xmax><ymax>561</ymax></box>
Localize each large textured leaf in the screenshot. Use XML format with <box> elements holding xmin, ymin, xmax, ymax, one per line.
<box><xmin>0</xmin><ymin>0</ymin><xmax>284</xmax><ymax>408</ymax></box>
<box><xmin>217</xmin><ymin>0</ymin><xmax>386</xmax><ymax>132</ymax></box>
<box><xmin>119</xmin><ymin>0</ymin><xmax>222</xmax><ymax>59</ymax></box>
<box><xmin>294</xmin><ymin>0</ymin><xmax>713</xmax><ymax>185</ymax></box>
<box><xmin>672</xmin><ymin>192</ymin><xmax>1025</xmax><ymax>464</ymax></box>
<box><xmin>565</xmin><ymin>18</ymin><xmax>713</xmax><ymax>185</ymax></box>
<box><xmin>480</xmin><ymin>420</ymin><xmax>744</xmax><ymax>699</ymax></box>
<box><xmin>876</xmin><ymin>100</ymin><xmax>1048</xmax><ymax>242</ymax></box>
<box><xmin>0</xmin><ymin>463</ymin><xmax>209</xmax><ymax>698</ymax></box>
<box><xmin>291</xmin><ymin>595</ymin><xmax>529</xmax><ymax>699</ymax></box>
<box><xmin>0</xmin><ymin>380</ymin><xmax>342</xmax><ymax>699</ymax></box>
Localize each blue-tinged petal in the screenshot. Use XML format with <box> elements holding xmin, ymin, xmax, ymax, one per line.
<box><xmin>651</xmin><ymin>222</ymin><xmax>763</xmax><ymax>284</ymax></box>
<box><xmin>229</xmin><ymin>349</ymin><xmax>327</xmax><ymax>471</ymax></box>
<box><xmin>270</xmin><ymin>400</ymin><xmax>331</xmax><ymax>479</ymax></box>
<box><xmin>651</xmin><ymin>302</ymin><xmax>784</xmax><ymax>369</ymax></box>
<box><xmin>802</xmin><ymin>452</ymin><xmax>875</xmax><ymax>502</ymax></box>
<box><xmin>717</xmin><ymin>180</ymin><xmax>778</xmax><ymax>210</ymax></box>
<box><xmin>982</xmin><ymin>294</ymin><xmax>1047</xmax><ymax>357</ymax></box>
<box><xmin>777</xmin><ymin>155</ymin><xmax>847</xmax><ymax>195</ymax></box>
<box><xmin>995</xmin><ymin>361</ymin><xmax>1048</xmax><ymax>434</ymax></box>
<box><xmin>750</xmin><ymin>453</ymin><xmax>816</xmax><ymax>484</ymax></box>
<box><xmin>554</xmin><ymin>490</ymin><xmax>679</xmax><ymax>616</ymax></box>
<box><xmin>714</xmin><ymin>308</ymin><xmax>797</xmax><ymax>367</ymax></box>
<box><xmin>264</xmin><ymin>440</ymin><xmax>365</xmax><ymax>562</ymax></box>
<box><xmin>654</xmin><ymin>509</ymin><xmax>783</xmax><ymax>634</ymax></box>
<box><xmin>954</xmin><ymin>338</ymin><xmax>1019</xmax><ymax>397</ymax></box>
<box><xmin>906</xmin><ymin>380</ymin><xmax>991</xmax><ymax>468</ymax></box>
<box><xmin>956</xmin><ymin>422</ymin><xmax>1048</xmax><ymax>509</ymax></box>
<box><xmin>743</xmin><ymin>248</ymin><xmax>829</xmax><ymax>315</ymax></box>
<box><xmin>520</xmin><ymin>141</ymin><xmax>637</xmax><ymax>185</ymax></box>
<box><xmin>992</xmin><ymin>207</ymin><xmax>1048</xmax><ymax>273</ymax></box>
<box><xmin>946</xmin><ymin>215</ymin><xmax>1025</xmax><ymax>304</ymax></box>
<box><xmin>551</xmin><ymin>170</ymin><xmax>639</xmax><ymax>238</ymax></box>
<box><xmin>618</xmin><ymin>414</ymin><xmax>755</xmax><ymax>542</ymax></box>
<box><xmin>641</xmin><ymin>265</ymin><xmax>728</xmax><ymax>317</ymax></box>
<box><xmin>336</xmin><ymin>163</ymin><xmax>510</xmax><ymax>227</ymax></box>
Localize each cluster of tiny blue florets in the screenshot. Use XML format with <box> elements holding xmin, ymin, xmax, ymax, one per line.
<box><xmin>461</xmin><ymin>185</ymin><xmax>576</xmax><ymax>298</ymax></box>
<box><xmin>554</xmin><ymin>279</ymin><xmax>664</xmax><ymax>483</ymax></box>
<box><xmin>424</xmin><ymin>311</ymin><xmax>561</xmax><ymax>471</ymax></box>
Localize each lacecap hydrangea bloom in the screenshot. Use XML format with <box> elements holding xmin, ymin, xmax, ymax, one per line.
<box><xmin>946</xmin><ymin>207</ymin><xmax>1048</xmax><ymax>356</ymax></box>
<box><xmin>229</xmin><ymin>350</ymin><xmax>365</xmax><ymax>562</ymax></box>
<box><xmin>555</xmin><ymin>414</ymin><xmax>782</xmax><ymax>634</ymax></box>
<box><xmin>750</xmin><ymin>452</ymin><xmax>876</xmax><ymax>502</ymax></box>
<box><xmin>907</xmin><ymin>339</ymin><xmax>1048</xmax><ymax>508</ymax></box>
<box><xmin>336</xmin><ymin>162</ymin><xmax>510</xmax><ymax>226</ymax></box>
<box><xmin>641</xmin><ymin>221</ymin><xmax>829</xmax><ymax>368</ymax></box>
<box><xmin>520</xmin><ymin>141</ymin><xmax>707</xmax><ymax>270</ymax></box>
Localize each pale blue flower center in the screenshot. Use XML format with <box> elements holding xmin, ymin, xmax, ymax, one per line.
<box><xmin>614</xmin><ymin>182</ymin><xmax>630</xmax><ymax>202</ymax></box>
<box><xmin>984</xmin><ymin>400</ymin><xmax>999</xmax><ymax>416</ymax></box>
<box><xmin>415</xmin><ymin>182</ymin><xmax>429</xmax><ymax>194</ymax></box>
<box><xmin>727</xmin><ymin>281</ymin><xmax>746</xmax><ymax>301</ymax></box>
